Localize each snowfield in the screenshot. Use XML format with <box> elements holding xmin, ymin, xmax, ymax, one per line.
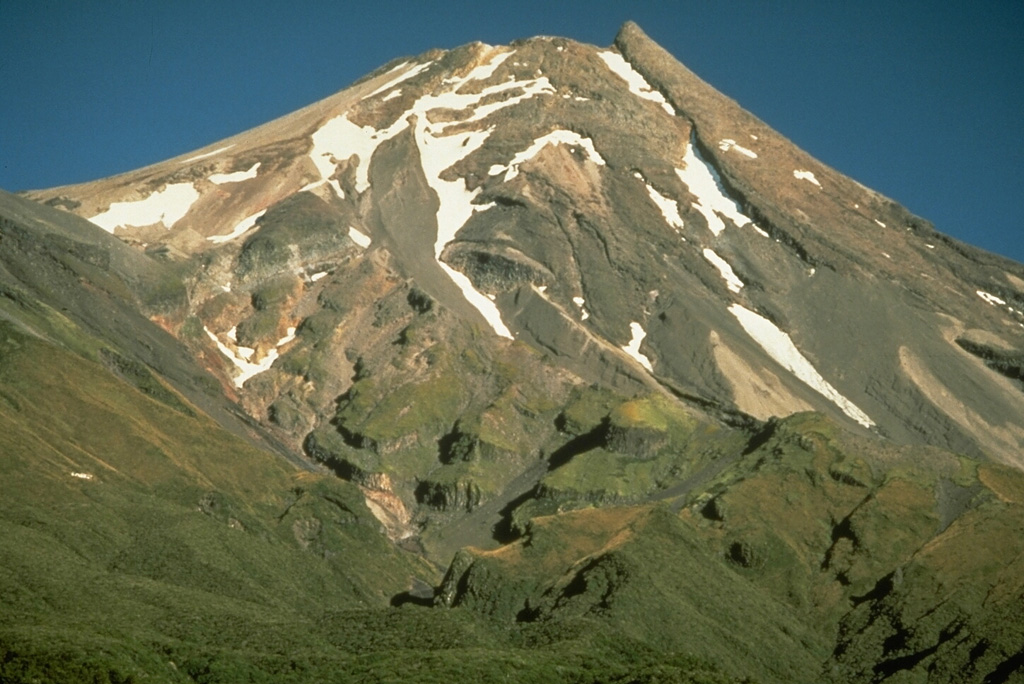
<box><xmin>89</xmin><ymin>183</ymin><xmax>200</xmax><ymax>233</ymax></box>
<box><xmin>304</xmin><ymin>48</ymin><xmax>565</xmax><ymax>340</ymax></box>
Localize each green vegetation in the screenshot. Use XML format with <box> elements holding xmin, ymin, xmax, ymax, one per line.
<box><xmin>4</xmin><ymin>301</ymin><xmax>1021</xmax><ymax>682</ymax></box>
<box><xmin>235</xmin><ymin>309</ymin><xmax>283</xmax><ymax>346</ymax></box>
<box><xmin>2</xmin><ymin>192</ymin><xmax>1022</xmax><ymax>682</ymax></box>
<box><xmin>519</xmin><ymin>392</ymin><xmax>744</xmax><ymax>514</ymax></box>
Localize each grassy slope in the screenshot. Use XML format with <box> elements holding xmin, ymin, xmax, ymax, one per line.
<box><xmin>0</xmin><ymin>317</ymin><xmax>748</xmax><ymax>683</ymax></box>
<box><xmin>2</xmin><ymin>191</ymin><xmax>1020</xmax><ymax>681</ymax></box>
<box><xmin>439</xmin><ymin>412</ymin><xmax>1024</xmax><ymax>683</ymax></box>
<box><xmin>6</xmin><ymin>299</ymin><xmax>1020</xmax><ymax>683</ymax></box>
<box><xmin>0</xmin><ymin>319</ymin><xmax>435</xmax><ymax>681</ymax></box>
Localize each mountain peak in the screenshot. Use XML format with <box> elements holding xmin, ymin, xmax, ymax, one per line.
<box><xmin>3</xmin><ymin>23</ymin><xmax>1024</xmax><ymax>682</ymax></box>
<box><xmin>25</xmin><ymin>26</ymin><xmax>1024</xmax><ymax>469</ymax></box>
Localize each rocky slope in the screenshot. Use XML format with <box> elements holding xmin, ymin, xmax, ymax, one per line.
<box><xmin>3</xmin><ymin>21</ymin><xmax>1023</xmax><ymax>683</ymax></box>
<box><xmin>32</xmin><ymin>24</ymin><xmax>1024</xmax><ymax>481</ymax></box>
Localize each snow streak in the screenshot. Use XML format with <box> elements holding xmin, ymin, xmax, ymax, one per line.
<box><xmin>597</xmin><ymin>51</ymin><xmax>676</xmax><ymax>116</ymax></box>
<box><xmin>703</xmin><ymin>248</ymin><xmax>744</xmax><ymax>293</ymax></box>
<box><xmin>793</xmin><ymin>169</ymin><xmax>821</xmax><ymax>187</ymax></box>
<box><xmin>208</xmin><ymin>209</ymin><xmax>266</xmax><ymax>244</ymax></box>
<box><xmin>728</xmin><ymin>304</ymin><xmax>874</xmax><ymax>428</ymax></box>
<box><xmin>676</xmin><ymin>139</ymin><xmax>756</xmax><ymax>237</ymax></box>
<box><xmin>639</xmin><ymin>176</ymin><xmax>685</xmax><ymax>234</ymax></box>
<box><xmin>493</xmin><ymin>130</ymin><xmax>605</xmax><ymax>182</ymax></box>
<box><xmin>622</xmin><ymin>322</ymin><xmax>654</xmax><ymax>372</ymax></box>
<box><xmin>718</xmin><ymin>139</ymin><xmax>758</xmax><ymax>158</ymax></box>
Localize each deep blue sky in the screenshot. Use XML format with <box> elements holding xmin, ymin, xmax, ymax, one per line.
<box><xmin>2</xmin><ymin>1</ymin><xmax>1022</xmax><ymax>263</ymax></box>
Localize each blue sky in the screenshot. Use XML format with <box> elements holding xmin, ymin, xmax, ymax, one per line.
<box><xmin>2</xmin><ymin>1</ymin><xmax>1022</xmax><ymax>263</ymax></box>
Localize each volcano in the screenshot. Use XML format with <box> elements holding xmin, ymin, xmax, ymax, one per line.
<box><xmin>3</xmin><ymin>22</ymin><xmax>1024</xmax><ymax>683</ymax></box>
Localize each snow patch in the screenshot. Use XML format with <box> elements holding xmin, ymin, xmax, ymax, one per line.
<box><xmin>308</xmin><ymin>49</ymin><xmax>555</xmax><ymax>340</ymax></box>
<box><xmin>793</xmin><ymin>169</ymin><xmax>821</xmax><ymax>187</ymax></box>
<box><xmin>598</xmin><ymin>51</ymin><xmax>676</xmax><ymax>116</ymax></box>
<box><xmin>718</xmin><ymin>139</ymin><xmax>758</xmax><ymax>158</ymax></box>
<box><xmin>496</xmin><ymin>129</ymin><xmax>605</xmax><ymax>182</ymax></box>
<box><xmin>89</xmin><ymin>183</ymin><xmax>200</xmax><ymax>233</ymax></box>
<box><xmin>208</xmin><ymin>209</ymin><xmax>266</xmax><ymax>244</ymax></box>
<box><xmin>728</xmin><ymin>304</ymin><xmax>874</xmax><ymax>428</ymax></box>
<box><xmin>278</xmin><ymin>326</ymin><xmax>297</xmax><ymax>347</ymax></box>
<box><xmin>348</xmin><ymin>226</ymin><xmax>371</xmax><ymax>248</ymax></box>
<box><xmin>643</xmin><ymin>182</ymin><xmax>685</xmax><ymax>234</ymax></box>
<box><xmin>874</xmin><ymin>219</ymin><xmax>887</xmax><ymax>228</ymax></box>
<box><xmin>310</xmin><ymin>271</ymin><xmax>328</xmax><ymax>282</ymax></box>
<box><xmin>977</xmin><ymin>291</ymin><xmax>1007</xmax><ymax>306</ymax></box>
<box><xmin>676</xmin><ymin>138</ymin><xmax>754</xmax><ymax>236</ymax></box>
<box><xmin>308</xmin><ymin>115</ymin><xmax>382</xmax><ymax>195</ymax></box>
<box><xmin>209</xmin><ymin>162</ymin><xmax>260</xmax><ymax>185</ymax></box>
<box><xmin>703</xmin><ymin>248</ymin><xmax>744</xmax><ymax>293</ymax></box>
<box><xmin>70</xmin><ymin>472</ymin><xmax>93</xmax><ymax>480</ymax></box>
<box><xmin>381</xmin><ymin>89</ymin><xmax>402</xmax><ymax>102</ymax></box>
<box><xmin>621</xmin><ymin>322</ymin><xmax>654</xmax><ymax>372</ymax></box>
<box><xmin>572</xmin><ymin>296</ymin><xmax>590</xmax><ymax>321</ymax></box>
<box><xmin>205</xmin><ymin>326</ymin><xmax>297</xmax><ymax>388</ymax></box>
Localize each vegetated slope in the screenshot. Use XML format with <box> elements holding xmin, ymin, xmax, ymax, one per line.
<box><xmin>0</xmin><ymin>194</ymin><xmax>434</xmax><ymax>679</ymax></box>
<box><xmin>440</xmin><ymin>413</ymin><xmax>1024</xmax><ymax>683</ymax></box>
<box><xmin>0</xmin><ymin>188</ymin><xmax>744</xmax><ymax>682</ymax></box>
<box><xmin>0</xmin><ymin>332</ymin><xmax>747</xmax><ymax>682</ymax></box>
<box><xmin>5</xmin><ymin>20</ymin><xmax>1024</xmax><ymax>683</ymax></box>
